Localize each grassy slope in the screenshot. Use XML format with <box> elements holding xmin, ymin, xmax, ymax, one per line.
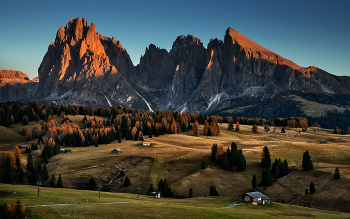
<box><xmin>0</xmin><ymin>184</ymin><xmax>348</xmax><ymax>219</ymax></box>
<box><xmin>1</xmin><ymin>117</ymin><xmax>350</xmax><ymax>216</ymax></box>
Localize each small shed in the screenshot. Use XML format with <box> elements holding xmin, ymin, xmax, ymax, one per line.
<box><xmin>18</xmin><ymin>145</ymin><xmax>28</xmax><ymax>149</ymax></box>
<box><xmin>61</xmin><ymin>149</ymin><xmax>72</xmax><ymax>153</ymax></box>
<box><xmin>320</xmin><ymin>140</ymin><xmax>327</xmax><ymax>144</ymax></box>
<box><xmin>302</xmin><ymin>128</ymin><xmax>308</xmax><ymax>132</ymax></box>
<box><xmin>314</xmin><ymin>128</ymin><xmax>321</xmax><ymax>131</ymax></box>
<box><xmin>242</xmin><ymin>192</ymin><xmax>270</xmax><ymax>205</ymax></box>
<box><xmin>111</xmin><ymin>149</ymin><xmax>122</xmax><ymax>153</ymax></box>
<box><xmin>151</xmin><ymin>191</ymin><xmax>161</xmax><ymax>198</ymax></box>
<box><xmin>143</xmin><ymin>141</ymin><xmax>151</xmax><ymax>146</ymax></box>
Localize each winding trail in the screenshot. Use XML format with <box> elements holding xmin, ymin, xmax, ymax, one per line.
<box><xmin>221</xmin><ymin>201</ymin><xmax>244</xmax><ymax>208</ymax></box>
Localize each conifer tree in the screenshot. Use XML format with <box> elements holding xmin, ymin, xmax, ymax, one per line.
<box><xmin>333</xmin><ymin>167</ymin><xmax>340</xmax><ymax>180</ymax></box>
<box><xmin>43</xmin><ymin>164</ymin><xmax>49</xmax><ymax>181</ymax></box>
<box><xmin>235</xmin><ymin>121</ymin><xmax>240</xmax><ymax>132</ymax></box>
<box><xmin>120</xmin><ymin>170</ymin><xmax>125</xmax><ymax>177</ymax></box>
<box><xmin>252</xmin><ymin>124</ymin><xmax>258</xmax><ymax>133</ymax></box>
<box><xmin>192</xmin><ymin>120</ymin><xmax>200</xmax><ymax>136</ymax></box>
<box><xmin>189</xmin><ymin>188</ymin><xmax>193</xmax><ymax>198</ymax></box>
<box><xmin>210</xmin><ymin>186</ymin><xmax>219</xmax><ymax>196</ymax></box>
<box><xmin>252</xmin><ymin>173</ymin><xmax>257</xmax><ymax>190</ymax></box>
<box><xmin>261</xmin><ymin>169</ymin><xmax>272</xmax><ymax>187</ymax></box>
<box><xmin>211</xmin><ymin>144</ymin><xmax>218</xmax><ymax>162</ymax></box>
<box><xmin>309</xmin><ymin>181</ymin><xmax>315</xmax><ymax>194</ymax></box>
<box><xmin>123</xmin><ymin>176</ymin><xmax>131</xmax><ymax>187</ymax></box>
<box><xmin>207</xmin><ymin>127</ymin><xmax>212</xmax><ymax>136</ymax></box>
<box><xmin>220</xmin><ymin>152</ymin><xmax>229</xmax><ymax>170</ymax></box>
<box><xmin>57</xmin><ymin>174</ymin><xmax>63</xmax><ymax>188</ymax></box>
<box><xmin>88</xmin><ymin>177</ymin><xmax>97</xmax><ymax>190</ymax></box>
<box><xmin>50</xmin><ymin>174</ymin><xmax>56</xmax><ymax>187</ymax></box>
<box><xmin>203</xmin><ymin>120</ymin><xmax>208</xmax><ymax>135</ymax></box>
<box><xmin>302</xmin><ymin>150</ymin><xmax>313</xmax><ymax>171</ymax></box>
<box><xmin>261</xmin><ymin>146</ymin><xmax>271</xmax><ymax>169</ymax></box>
<box><xmin>147</xmin><ymin>183</ymin><xmax>155</xmax><ymax>196</ymax></box>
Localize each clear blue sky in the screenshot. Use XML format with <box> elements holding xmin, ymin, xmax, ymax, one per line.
<box><xmin>0</xmin><ymin>0</ymin><xmax>349</xmax><ymax>79</ymax></box>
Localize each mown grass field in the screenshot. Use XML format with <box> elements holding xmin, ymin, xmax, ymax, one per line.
<box><xmin>1</xmin><ymin>116</ymin><xmax>350</xmax><ymax>217</ymax></box>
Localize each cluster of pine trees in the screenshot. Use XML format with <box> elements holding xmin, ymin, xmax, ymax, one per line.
<box><xmin>146</xmin><ymin>179</ymin><xmax>174</xmax><ymax>198</ymax></box>
<box><xmin>0</xmin><ymin>200</ymin><xmax>31</xmax><ymax>219</ymax></box>
<box><xmin>211</xmin><ymin>142</ymin><xmax>246</xmax><ymax>171</ymax></box>
<box><xmin>259</xmin><ymin>146</ymin><xmax>289</xmax><ymax>187</ymax></box>
<box><xmin>0</xmin><ymin>147</ymin><xmax>49</xmax><ymax>185</ymax></box>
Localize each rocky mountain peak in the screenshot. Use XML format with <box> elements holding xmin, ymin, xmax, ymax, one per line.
<box><xmin>35</xmin><ymin>17</ymin><xmax>134</xmax><ymax>100</ymax></box>
<box><xmin>224</xmin><ymin>27</ymin><xmax>302</xmax><ymax>71</ymax></box>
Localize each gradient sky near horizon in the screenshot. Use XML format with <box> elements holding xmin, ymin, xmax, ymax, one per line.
<box><xmin>0</xmin><ymin>0</ymin><xmax>349</xmax><ymax>80</ymax></box>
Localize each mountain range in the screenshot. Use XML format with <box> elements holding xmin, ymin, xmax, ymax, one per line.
<box><xmin>3</xmin><ymin>17</ymin><xmax>350</xmax><ymax>118</ymax></box>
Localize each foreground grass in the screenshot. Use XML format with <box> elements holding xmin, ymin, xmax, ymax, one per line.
<box><xmin>0</xmin><ymin>184</ymin><xmax>349</xmax><ymax>219</ymax></box>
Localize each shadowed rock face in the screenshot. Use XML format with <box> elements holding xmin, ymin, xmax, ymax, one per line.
<box><xmin>0</xmin><ymin>70</ymin><xmax>38</xmax><ymax>102</ymax></box>
<box><xmin>32</xmin><ymin>18</ymin><xmax>350</xmax><ymax>113</ymax></box>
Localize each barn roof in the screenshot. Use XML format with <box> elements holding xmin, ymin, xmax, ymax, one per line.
<box><xmin>245</xmin><ymin>192</ymin><xmax>270</xmax><ymax>200</ymax></box>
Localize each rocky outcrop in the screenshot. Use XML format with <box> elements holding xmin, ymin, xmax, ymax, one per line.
<box><xmin>33</xmin><ymin>18</ymin><xmax>350</xmax><ymax>113</ymax></box>
<box><xmin>0</xmin><ymin>70</ymin><xmax>39</xmax><ymax>102</ymax></box>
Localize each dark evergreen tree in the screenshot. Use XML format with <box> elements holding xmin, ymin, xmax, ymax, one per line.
<box><xmin>118</xmin><ymin>131</ymin><xmax>122</xmax><ymax>143</ymax></box>
<box><xmin>211</xmin><ymin>144</ymin><xmax>218</xmax><ymax>162</ymax></box>
<box><xmin>220</xmin><ymin>152</ymin><xmax>229</xmax><ymax>170</ymax></box>
<box><xmin>207</xmin><ymin>127</ymin><xmax>212</xmax><ymax>136</ymax></box>
<box><xmin>309</xmin><ymin>181</ymin><xmax>315</xmax><ymax>194</ymax></box>
<box><xmin>57</xmin><ymin>174</ymin><xmax>63</xmax><ymax>188</ymax></box>
<box><xmin>88</xmin><ymin>177</ymin><xmax>97</xmax><ymax>190</ymax></box>
<box><xmin>147</xmin><ymin>183</ymin><xmax>155</xmax><ymax>196</ymax></box>
<box><xmin>281</xmin><ymin>128</ymin><xmax>286</xmax><ymax>133</ymax></box>
<box><xmin>302</xmin><ymin>150</ymin><xmax>313</xmax><ymax>171</ymax></box>
<box><xmin>305</xmin><ymin>188</ymin><xmax>308</xmax><ymax>194</ymax></box>
<box><xmin>123</xmin><ymin>176</ymin><xmax>131</xmax><ymax>187</ymax></box>
<box><xmin>54</xmin><ymin>143</ymin><xmax>60</xmax><ymax>155</ymax></box>
<box><xmin>252</xmin><ymin>174</ymin><xmax>257</xmax><ymax>190</ymax></box>
<box><xmin>36</xmin><ymin>161</ymin><xmax>43</xmax><ymax>181</ymax></box>
<box><xmin>261</xmin><ymin>169</ymin><xmax>272</xmax><ymax>187</ymax></box>
<box><xmin>43</xmin><ymin>164</ymin><xmax>49</xmax><ymax>181</ymax></box>
<box><xmin>42</xmin><ymin>149</ymin><xmax>48</xmax><ymax>164</ymax></box>
<box><xmin>50</xmin><ymin>174</ymin><xmax>56</xmax><ymax>187</ymax></box>
<box><xmin>227</xmin><ymin>147</ymin><xmax>233</xmax><ymax>167</ymax></box>
<box><xmin>189</xmin><ymin>188</ymin><xmax>193</xmax><ymax>198</ymax></box>
<box><xmin>120</xmin><ymin>170</ymin><xmax>125</xmax><ymax>177</ymax></box>
<box><xmin>333</xmin><ymin>167</ymin><xmax>340</xmax><ymax>180</ymax></box>
<box><xmin>237</xmin><ymin>153</ymin><xmax>246</xmax><ymax>171</ymax></box>
<box><xmin>209</xmin><ymin>186</ymin><xmax>219</xmax><ymax>196</ymax></box>
<box><xmin>261</xmin><ymin>146</ymin><xmax>271</xmax><ymax>169</ymax></box>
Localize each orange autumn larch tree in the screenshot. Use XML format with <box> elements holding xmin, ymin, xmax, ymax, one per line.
<box><xmin>235</xmin><ymin>121</ymin><xmax>240</xmax><ymax>132</ymax></box>
<box><xmin>203</xmin><ymin>120</ymin><xmax>208</xmax><ymax>136</ymax></box>
<box><xmin>193</xmin><ymin>120</ymin><xmax>200</xmax><ymax>136</ymax></box>
<box><xmin>13</xmin><ymin>146</ymin><xmax>21</xmax><ymax>162</ymax></box>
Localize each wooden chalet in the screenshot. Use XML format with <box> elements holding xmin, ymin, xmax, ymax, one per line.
<box><xmin>241</xmin><ymin>192</ymin><xmax>270</xmax><ymax>205</ymax></box>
